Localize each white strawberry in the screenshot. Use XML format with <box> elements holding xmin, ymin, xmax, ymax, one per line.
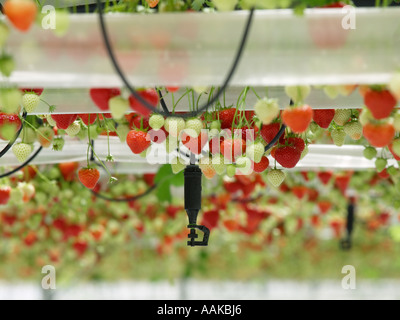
<box><xmin>333</xmin><ymin>109</ymin><xmax>351</xmax><ymax>126</ymax></box>
<box><xmin>165</xmin><ymin>136</ymin><xmax>178</xmax><ymax>153</ymax></box>
<box><xmin>46</xmin><ymin>114</ymin><xmax>57</xmax><ymax>126</ymax></box>
<box><xmin>0</xmin><ymin>88</ymin><xmax>22</xmax><ymax>114</ymax></box>
<box><xmin>0</xmin><ymin>22</ymin><xmax>10</xmax><ymax>48</ymax></box>
<box><xmin>212</xmin><ymin>0</ymin><xmax>238</xmax><ymax>11</ymax></box>
<box><xmin>149</xmin><ymin>114</ymin><xmax>165</xmax><ymax>130</ymax></box>
<box><xmin>164</xmin><ymin>117</ymin><xmax>185</xmax><ymax>138</ymax></box>
<box><xmin>22</xmin><ymin>93</ymin><xmax>40</xmax><ymax>113</ymax></box>
<box><xmin>171</xmin><ymin>157</ymin><xmax>186</xmax><ymax>174</ymax></box>
<box><xmin>246</xmin><ymin>141</ymin><xmax>265</xmax><ymax>163</ymax></box>
<box><xmin>254</xmin><ymin>98</ymin><xmax>280</xmax><ymax>125</ymax></box>
<box><xmin>267</xmin><ymin>169</ymin><xmax>286</xmax><ymax>188</ymax></box>
<box><xmin>236</xmin><ymin>156</ymin><xmax>252</xmax><ymax>175</ymax></box>
<box><xmin>359</xmin><ymin>108</ymin><xmax>373</xmax><ymax>126</ymax></box>
<box><xmin>65</xmin><ymin>121</ymin><xmax>81</xmax><ymax>137</ymax></box>
<box><xmin>12</xmin><ymin>142</ymin><xmax>33</xmax><ymax>163</ymax></box>
<box><xmin>323</xmin><ymin>85</ymin><xmax>340</xmax><ymax>99</ymax></box>
<box><xmin>284</xmin><ymin>85</ymin><xmax>311</xmax><ymax>103</ymax></box>
<box><xmin>389</xmin><ymin>72</ymin><xmax>400</xmax><ymax>101</ymax></box>
<box><xmin>343</xmin><ymin>121</ymin><xmax>362</xmax><ymax>140</ymax></box>
<box><xmin>109</xmin><ymin>96</ymin><xmax>129</xmax><ymax>120</ymax></box>
<box><xmin>226</xmin><ymin>164</ymin><xmax>236</xmax><ymax>178</ymax></box>
<box><xmin>52</xmin><ymin>9</ymin><xmax>70</xmax><ymax>37</ymax></box>
<box><xmin>331</xmin><ymin>129</ymin><xmax>346</xmax><ymax>146</ymax></box>
<box><xmin>184</xmin><ymin>118</ymin><xmax>203</xmax><ymax>137</ymax></box>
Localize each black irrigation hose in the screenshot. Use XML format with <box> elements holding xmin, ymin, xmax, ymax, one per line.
<box><xmin>0</xmin><ymin>146</ymin><xmax>43</xmax><ymax>179</ymax></box>
<box><xmin>88</xmin><ymin>140</ymin><xmax>157</xmax><ymax>202</ymax></box>
<box><xmin>157</xmin><ymin>89</ymin><xmax>170</xmax><ymax>115</ymax></box>
<box><xmin>0</xmin><ymin>111</ymin><xmax>27</xmax><ymax>159</ymax></box>
<box><xmin>96</xmin><ymin>0</ymin><xmax>255</xmax><ymax>119</ymax></box>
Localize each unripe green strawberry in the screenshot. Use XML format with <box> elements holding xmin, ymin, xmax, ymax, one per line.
<box><xmin>109</xmin><ymin>96</ymin><xmax>129</xmax><ymax>120</ymax></box>
<box><xmin>0</xmin><ymin>88</ymin><xmax>22</xmax><ymax>113</ymax></box>
<box><xmin>343</xmin><ymin>121</ymin><xmax>362</xmax><ymax>140</ymax></box>
<box><xmin>164</xmin><ymin>117</ymin><xmax>185</xmax><ymax>137</ymax></box>
<box><xmin>22</xmin><ymin>93</ymin><xmax>40</xmax><ymax>113</ymax></box>
<box><xmin>12</xmin><ymin>142</ymin><xmax>33</xmax><ymax>163</ymax></box>
<box><xmin>89</xmin><ymin>126</ymin><xmax>99</xmax><ymax>140</ymax></box>
<box><xmin>359</xmin><ymin>108</ymin><xmax>373</xmax><ymax>126</ymax></box>
<box><xmin>0</xmin><ymin>22</ymin><xmax>10</xmax><ymax>48</ymax></box>
<box><xmin>52</xmin><ymin>9</ymin><xmax>70</xmax><ymax>37</ymax></box>
<box><xmin>236</xmin><ymin>156</ymin><xmax>252</xmax><ymax>175</ymax></box>
<box><xmin>76</xmin><ymin>126</ymin><xmax>88</xmax><ymax>140</ymax></box>
<box><xmin>375</xmin><ymin>158</ymin><xmax>387</xmax><ymax>172</ymax></box>
<box><xmin>149</xmin><ymin>114</ymin><xmax>165</xmax><ymax>130</ymax></box>
<box><xmin>22</xmin><ymin>127</ymin><xmax>36</xmax><ymax>144</ymax></box>
<box><xmin>309</xmin><ymin>121</ymin><xmax>320</xmax><ymax>133</ymax></box>
<box><xmin>323</xmin><ymin>85</ymin><xmax>340</xmax><ymax>99</ymax></box>
<box><xmin>267</xmin><ymin>169</ymin><xmax>286</xmax><ymax>188</ymax></box>
<box><xmin>333</xmin><ymin>109</ymin><xmax>351</xmax><ymax>126</ymax></box>
<box><xmin>285</xmin><ymin>85</ymin><xmax>311</xmax><ymax>103</ymax></box>
<box><xmin>213</xmin><ymin>0</ymin><xmax>238</xmax><ymax>11</ymax></box>
<box><xmin>393</xmin><ymin>111</ymin><xmax>400</xmax><ymax>131</ymax></box>
<box><xmin>37</xmin><ymin>126</ymin><xmax>54</xmax><ymax>148</ymax></box>
<box><xmin>46</xmin><ymin>114</ymin><xmax>57</xmax><ymax>126</ymax></box>
<box><xmin>254</xmin><ymin>98</ymin><xmax>280</xmax><ymax>125</ymax></box>
<box><xmin>210</xmin><ymin>120</ymin><xmax>221</xmax><ymax>130</ymax></box>
<box><xmin>226</xmin><ymin>164</ymin><xmax>236</xmax><ymax>177</ymax></box>
<box><xmin>0</xmin><ymin>54</ymin><xmax>15</xmax><ymax>77</ymax></box>
<box><xmin>363</xmin><ymin>146</ymin><xmax>377</xmax><ymax>160</ymax></box>
<box><xmin>331</xmin><ymin>129</ymin><xmax>346</xmax><ymax>146</ymax></box>
<box><xmin>246</xmin><ymin>141</ymin><xmax>264</xmax><ymax>163</ymax></box>
<box><xmin>392</xmin><ymin>138</ymin><xmax>400</xmax><ymax>157</ymax></box>
<box><xmin>52</xmin><ymin>137</ymin><xmax>65</xmax><ymax>151</ymax></box>
<box><xmin>212</xmin><ymin>154</ymin><xmax>226</xmax><ymax>175</ymax></box>
<box><xmin>387</xmin><ymin>165</ymin><xmax>398</xmax><ymax>177</ymax></box>
<box><xmin>116</xmin><ymin>123</ymin><xmax>130</xmax><ymax>142</ymax></box>
<box><xmin>185</xmin><ymin>118</ymin><xmax>203</xmax><ymax>137</ymax></box>
<box><xmin>65</xmin><ymin>121</ymin><xmax>81</xmax><ymax>137</ymax></box>
<box><xmin>389</xmin><ymin>72</ymin><xmax>400</xmax><ymax>101</ymax></box>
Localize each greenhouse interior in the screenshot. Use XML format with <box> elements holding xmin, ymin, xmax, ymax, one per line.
<box><xmin>0</xmin><ymin>0</ymin><xmax>400</xmax><ymax>300</ymax></box>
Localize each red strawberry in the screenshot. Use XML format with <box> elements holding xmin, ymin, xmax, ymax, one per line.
<box><xmin>126</xmin><ymin>130</ymin><xmax>151</xmax><ymax>154</ymax></box>
<box><xmin>129</xmin><ymin>89</ymin><xmax>159</xmax><ymax>117</ymax></box>
<box><xmin>260</xmin><ymin>122</ymin><xmax>281</xmax><ymax>145</ymax></box>
<box><xmin>220</xmin><ymin>138</ymin><xmax>246</xmax><ymax>162</ymax></box>
<box><xmin>181</xmin><ymin>131</ymin><xmax>208</xmax><ymax>155</ymax></box>
<box><xmin>24</xmin><ymin>231</ymin><xmax>37</xmax><ymax>246</ymax></box>
<box><xmin>79</xmin><ymin>113</ymin><xmax>97</xmax><ymax>126</ymax></box>
<box><xmin>313</xmin><ymin>109</ymin><xmax>335</xmax><ymax>128</ymax></box>
<box><xmin>73</xmin><ymin>240</ymin><xmax>88</xmax><ymax>256</ymax></box>
<box><xmin>129</xmin><ymin>114</ymin><xmax>150</xmax><ymax>130</ymax></box>
<box><xmin>143</xmin><ymin>173</ymin><xmax>155</xmax><ymax>186</ymax></box>
<box><xmin>284</xmin><ymin>136</ymin><xmax>305</xmax><ymax>152</ymax></box>
<box><xmin>20</xmin><ymin>88</ymin><xmax>43</xmax><ymax>96</ymax></box>
<box><xmin>209</xmin><ymin>136</ymin><xmax>222</xmax><ymax>155</ymax></box>
<box><xmin>307</xmin><ymin>188</ymin><xmax>319</xmax><ymax>202</ymax></box>
<box><xmin>292</xmin><ymin>186</ymin><xmax>308</xmax><ymax>199</ymax></box>
<box><xmin>318</xmin><ymin>200</ymin><xmax>332</xmax><ymax>214</ymax></box>
<box><xmin>253</xmin><ymin>156</ymin><xmax>269</xmax><ymax>173</ymax></box>
<box><xmin>3</xmin><ymin>0</ymin><xmax>37</xmax><ymax>32</ymax></box>
<box><xmin>282</xmin><ymin>105</ymin><xmax>313</xmax><ymax>133</ymax></box>
<box><xmin>363</xmin><ymin>122</ymin><xmax>395</xmax><ymax>147</ymax></box>
<box><xmin>0</xmin><ymin>186</ymin><xmax>11</xmax><ymax>205</ymax></box>
<box><xmin>300</xmin><ymin>171</ymin><xmax>309</xmax><ymax>181</ymax></box>
<box><xmin>317</xmin><ymin>171</ymin><xmax>333</xmax><ymax>185</ymax></box>
<box><xmin>377</xmin><ymin>168</ymin><xmax>390</xmax><ymax>179</ymax></box>
<box><xmin>364</xmin><ymin>89</ymin><xmax>397</xmax><ymax>120</ymax></box>
<box><xmin>201</xmin><ymin>210</ymin><xmax>219</xmax><ymax>230</ymax></box>
<box><xmin>59</xmin><ymin>162</ymin><xmax>79</xmax><ymax>181</ymax></box>
<box><xmin>320</xmin><ymin>2</ymin><xmax>346</xmax><ymax>8</ymax></box>
<box><xmin>146</xmin><ymin>0</ymin><xmax>159</xmax><ymax>8</ymax></box>
<box><xmin>275</xmin><ymin>145</ymin><xmax>301</xmax><ymax>169</ymax></box>
<box><xmin>0</xmin><ymin>113</ymin><xmax>22</xmax><ymax>140</ymax></box>
<box><xmin>335</xmin><ymin>173</ymin><xmax>352</xmax><ymax>195</ymax></box>
<box><xmin>90</xmin><ymin>88</ymin><xmax>121</xmax><ymax>111</ymax></box>
<box><xmin>78</xmin><ymin>167</ymin><xmax>100</xmax><ymax>189</ymax></box>
<box><xmin>240</xmin><ymin>126</ymin><xmax>255</xmax><ymax>142</ymax></box>
<box><xmin>218</xmin><ymin>108</ymin><xmax>238</xmax><ymax>129</ymax></box>
<box><xmin>51</xmin><ymin>114</ymin><xmax>78</xmax><ymax>130</ymax></box>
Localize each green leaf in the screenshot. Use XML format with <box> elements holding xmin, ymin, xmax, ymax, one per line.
<box><xmin>156</xmin><ymin>180</ymin><xmax>172</xmax><ymax>203</ymax></box>
<box><xmin>170</xmin><ymin>170</ymin><xmax>184</xmax><ymax>186</ymax></box>
<box><xmin>192</xmin><ymin>0</ymin><xmax>206</xmax><ymax>10</ymax></box>
<box><xmin>154</xmin><ymin>164</ymin><xmax>173</xmax><ymax>184</ymax></box>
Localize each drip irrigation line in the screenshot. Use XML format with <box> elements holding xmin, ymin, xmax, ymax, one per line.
<box><xmin>96</xmin><ymin>0</ymin><xmax>255</xmax><ymax>119</ymax></box>
<box><xmin>0</xmin><ymin>146</ymin><xmax>43</xmax><ymax>179</ymax></box>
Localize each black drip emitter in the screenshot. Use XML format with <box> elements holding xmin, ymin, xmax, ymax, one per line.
<box><xmin>184</xmin><ymin>164</ymin><xmax>210</xmax><ymax>247</ymax></box>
